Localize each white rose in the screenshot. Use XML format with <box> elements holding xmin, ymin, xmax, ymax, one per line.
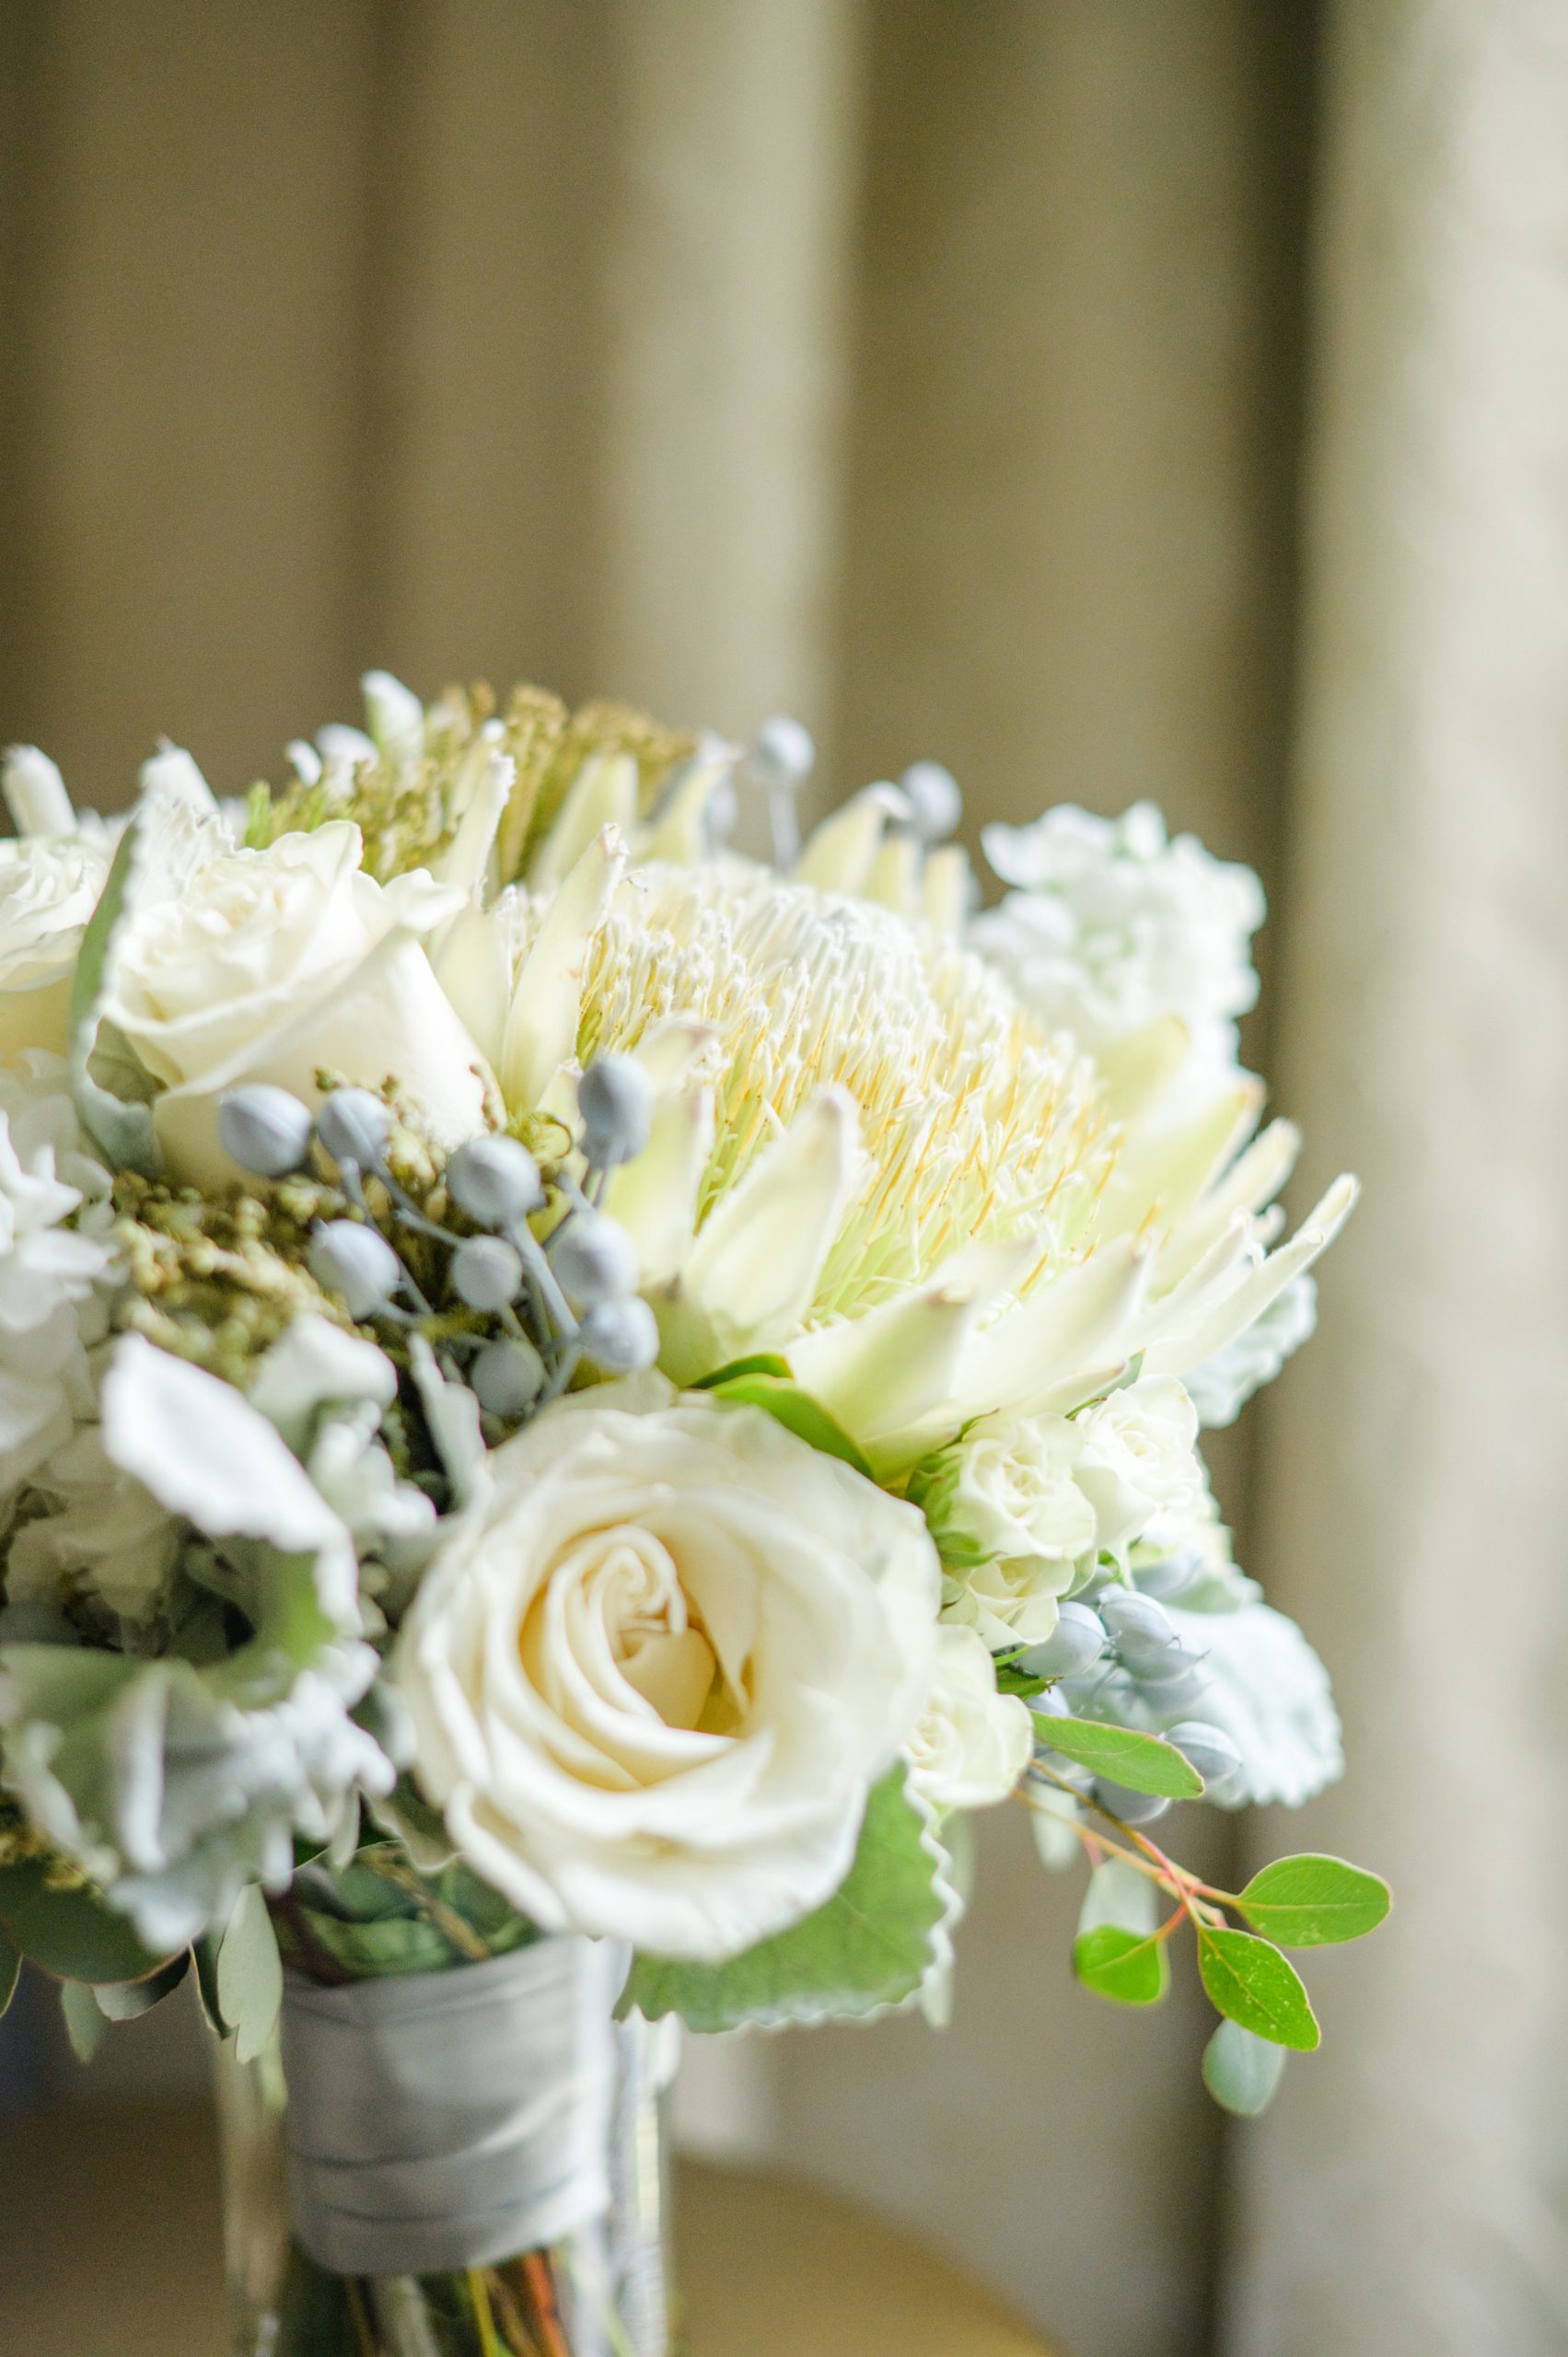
<box><xmin>0</xmin><ymin>835</ymin><xmax>110</xmax><ymax>1060</ymax></box>
<box><xmin>106</xmin><ymin>820</ymin><xmax>491</xmax><ymax>1185</ymax></box>
<box><xmin>394</xmin><ymin>1376</ymin><xmax>940</xmax><ymax>1962</ymax></box>
<box><xmin>916</xmin><ymin>1411</ymin><xmax>1098</xmax><ymax>1647</ymax></box>
<box><xmin>906</xmin><ymin>1626</ymin><xmax>1032</xmax><ymax>1812</ymax></box>
<box><xmin>1072</xmin><ymin>1376</ymin><xmax>1207</xmax><ymax>1557</ymax></box>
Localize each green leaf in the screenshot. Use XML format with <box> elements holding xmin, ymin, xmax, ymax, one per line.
<box><xmin>94</xmin><ymin>1952</ymin><xmax>191</xmax><ymax>2022</ymax></box>
<box><xmin>216</xmin><ymin>1885</ymin><xmax>283</xmax><ymax>2063</ymax></box>
<box><xmin>702</xmin><ymin>1372</ymin><xmax>875</xmax><ymax>1480</ymax></box>
<box><xmin>622</xmin><ymin>1768</ymin><xmax>953</xmax><ymax>2034</ymax></box>
<box><xmin>0</xmin><ymin>1933</ymin><xmax>19</xmax><ymax>2019</ymax></box>
<box><xmin>60</xmin><ymin>1978</ymin><xmax>107</xmax><ymax>2063</ymax></box>
<box><xmin>66</xmin><ymin>815</ymin><xmax>162</xmax><ymax>1177</ymax></box>
<box><xmin>1198</xmin><ymin>1926</ymin><xmax>1319</xmax><ymax>2051</ymax></box>
<box><xmin>0</xmin><ymin>1858</ymin><xmax>175</xmax><ymax>1986</ymax></box>
<box><xmin>1073</xmin><ymin>1923</ymin><xmax>1170</xmax><ymax>2007</ymax></box>
<box><xmin>1202</xmin><ymin>2017</ymin><xmax>1288</xmax><ymax>2114</ymax></box>
<box><xmin>1235</xmin><ymin>1853</ymin><xmax>1391</xmax><ymax>1947</ymax></box>
<box><xmin>692</xmin><ymin>1353</ymin><xmax>793</xmax><ymax>1387</ymax></box>
<box><xmin>993</xmin><ymin>1658</ymin><xmax>1048</xmax><ymax>1700</ymax></box>
<box><xmin>1035</xmin><ymin>1716</ymin><xmax>1204</xmax><ymax>1800</ymax></box>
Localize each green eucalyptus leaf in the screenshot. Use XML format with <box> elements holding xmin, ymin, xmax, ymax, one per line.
<box><xmin>61</xmin><ymin>1978</ymin><xmax>108</xmax><ymax>2063</ymax></box>
<box><xmin>1035</xmin><ymin>1716</ymin><xmax>1204</xmax><ymax>1801</ymax></box>
<box><xmin>622</xmin><ymin>1769</ymin><xmax>953</xmax><ymax>2034</ymax></box>
<box><xmin>1202</xmin><ymin>2017</ymin><xmax>1288</xmax><ymax>2115</ymax></box>
<box><xmin>0</xmin><ymin>1933</ymin><xmax>19</xmax><ymax>2019</ymax></box>
<box><xmin>216</xmin><ymin>1886</ymin><xmax>283</xmax><ymax>2064</ymax></box>
<box><xmin>0</xmin><ymin>1858</ymin><xmax>175</xmax><ymax>1986</ymax></box>
<box><xmin>93</xmin><ymin>1950</ymin><xmax>191</xmax><ymax>2022</ymax></box>
<box><xmin>702</xmin><ymin>1372</ymin><xmax>875</xmax><ymax>1480</ymax></box>
<box><xmin>1073</xmin><ymin>1923</ymin><xmax>1170</xmax><ymax>2007</ymax></box>
<box><xmin>1198</xmin><ymin>1925</ymin><xmax>1319</xmax><ymax>2051</ymax></box>
<box><xmin>1236</xmin><ymin>1853</ymin><xmax>1391</xmax><ymax>1947</ymax></box>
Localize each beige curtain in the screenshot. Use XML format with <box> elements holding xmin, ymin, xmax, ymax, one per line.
<box><xmin>1224</xmin><ymin>6</ymin><xmax>1568</xmax><ymax>2354</ymax></box>
<box><xmin>4</xmin><ymin>6</ymin><xmax>1564</xmax><ymax>2353</ymax></box>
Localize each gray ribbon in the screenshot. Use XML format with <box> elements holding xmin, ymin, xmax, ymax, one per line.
<box><xmin>280</xmin><ymin>1934</ymin><xmax>630</xmax><ymax>2278</ymax></box>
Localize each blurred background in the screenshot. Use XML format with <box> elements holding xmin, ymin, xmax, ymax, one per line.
<box><xmin>2</xmin><ymin>6</ymin><xmax>1566</xmax><ymax>2356</ymax></box>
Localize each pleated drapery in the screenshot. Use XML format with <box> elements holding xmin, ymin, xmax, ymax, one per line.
<box><xmin>3</xmin><ymin>7</ymin><xmax>1564</xmax><ymax>2354</ymax></box>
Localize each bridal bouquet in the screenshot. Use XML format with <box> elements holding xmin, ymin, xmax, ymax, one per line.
<box><xmin>0</xmin><ymin>673</ymin><xmax>1386</xmax><ymax>2354</ymax></box>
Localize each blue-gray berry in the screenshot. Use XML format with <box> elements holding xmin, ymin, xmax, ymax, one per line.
<box><xmin>446</xmin><ymin>1134</ymin><xmax>542</xmax><ymax>1228</ymax></box>
<box><xmin>308</xmin><ymin>1220</ymin><xmax>403</xmax><ymax>1318</ymax></box>
<box><xmin>900</xmin><ymin>761</ymin><xmax>962</xmax><ymax>842</ymax></box>
<box><xmin>315</xmin><ymin>1088</ymin><xmax>392</xmax><ymax>1170</ymax></box>
<box><xmin>577</xmin><ymin>1056</ymin><xmax>653</xmax><ymax>1169</ymax></box>
<box><xmin>1020</xmin><ymin>1600</ymin><xmax>1107</xmax><ymax>1680</ymax></box>
<box><xmin>550</xmin><ymin>1213</ymin><xmax>639</xmax><ymax>1306</ymax></box>
<box><xmin>748</xmin><ymin>714</ymin><xmax>815</xmax><ymax>791</ymax></box>
<box><xmin>450</xmin><ymin>1235</ymin><xmax>524</xmax><ymax>1312</ymax></box>
<box><xmin>1099</xmin><ymin>1589</ymin><xmax>1187</xmax><ymax>1675</ymax></box>
<box><xmin>1163</xmin><ymin>1722</ymin><xmax>1243</xmax><ymax>1788</ymax></box>
<box><xmin>577</xmin><ymin>1295</ymin><xmax>659</xmax><ymax>1374</ymax></box>
<box><xmin>1133</xmin><ymin>1550</ymin><xmax>1203</xmax><ymax>1601</ymax></box>
<box><xmin>217</xmin><ymin>1085</ymin><xmax>314</xmax><ymax>1178</ymax></box>
<box><xmin>1093</xmin><ymin>1779</ymin><xmax>1172</xmax><ymax>1827</ymax></box>
<box><xmin>470</xmin><ymin>1336</ymin><xmax>547</xmax><ymax>1419</ymax></box>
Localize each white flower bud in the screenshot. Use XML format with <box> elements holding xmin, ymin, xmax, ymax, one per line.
<box><xmin>577</xmin><ymin>1055</ymin><xmax>653</xmax><ymax>1169</ymax></box>
<box><xmin>446</xmin><ymin>1135</ymin><xmax>542</xmax><ymax>1228</ymax></box>
<box><xmin>315</xmin><ymin>1088</ymin><xmax>392</xmax><ymax>1170</ymax></box>
<box><xmin>549</xmin><ymin>1213</ymin><xmax>639</xmax><ymax>1307</ymax></box>
<box><xmin>308</xmin><ymin>1220</ymin><xmax>403</xmax><ymax>1318</ymax></box>
<box><xmin>900</xmin><ymin>761</ymin><xmax>962</xmax><ymax>842</ymax></box>
<box><xmin>217</xmin><ymin>1085</ymin><xmax>315</xmax><ymax>1178</ymax></box>
<box><xmin>577</xmin><ymin>1295</ymin><xmax>659</xmax><ymax>1374</ymax></box>
<box><xmin>450</xmin><ymin>1235</ymin><xmax>523</xmax><ymax>1312</ymax></box>
<box><xmin>470</xmin><ymin>1336</ymin><xmax>546</xmax><ymax>1419</ymax></box>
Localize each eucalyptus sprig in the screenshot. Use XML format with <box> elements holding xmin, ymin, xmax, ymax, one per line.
<box><xmin>1023</xmin><ymin>1736</ymin><xmax>1389</xmax><ymax>2114</ymax></box>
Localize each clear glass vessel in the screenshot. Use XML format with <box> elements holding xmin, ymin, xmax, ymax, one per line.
<box><xmin>213</xmin><ymin>1955</ymin><xmax>679</xmax><ymax>2357</ymax></box>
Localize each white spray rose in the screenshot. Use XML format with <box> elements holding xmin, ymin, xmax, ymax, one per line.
<box><xmin>394</xmin><ymin>1376</ymin><xmax>940</xmax><ymax>1962</ymax></box>
<box><xmin>1073</xmin><ymin>1376</ymin><xmax>1208</xmax><ymax>1558</ymax></box>
<box><xmin>106</xmin><ymin>820</ymin><xmax>492</xmax><ymax>1185</ymax></box>
<box><xmin>0</xmin><ymin>834</ymin><xmax>110</xmax><ymax>1060</ymax></box>
<box><xmin>0</xmin><ymin>1056</ymin><xmax>114</xmax><ymax>1502</ymax></box>
<box><xmin>913</xmin><ymin>1411</ymin><xmax>1098</xmax><ymax>1647</ymax></box>
<box><xmin>906</xmin><ymin>1626</ymin><xmax>1031</xmax><ymax>1812</ymax></box>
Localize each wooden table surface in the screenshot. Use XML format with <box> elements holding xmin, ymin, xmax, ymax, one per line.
<box><xmin>0</xmin><ymin>2104</ymin><xmax>1056</xmax><ymax>2356</ymax></box>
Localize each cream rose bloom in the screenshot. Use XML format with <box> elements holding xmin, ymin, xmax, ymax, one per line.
<box><xmin>105</xmin><ymin>820</ymin><xmax>491</xmax><ymax>1185</ymax></box>
<box><xmin>906</xmin><ymin>1626</ymin><xmax>1032</xmax><ymax>1812</ymax></box>
<box><xmin>394</xmin><ymin>1376</ymin><xmax>941</xmax><ymax>1962</ymax></box>
<box><xmin>0</xmin><ymin>834</ymin><xmax>111</xmax><ymax>1061</ymax></box>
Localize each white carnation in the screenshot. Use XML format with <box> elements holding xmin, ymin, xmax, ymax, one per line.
<box><xmin>972</xmin><ymin>801</ymin><xmax>1263</xmax><ymax>1097</ymax></box>
<box><xmin>394</xmin><ymin>1376</ymin><xmax>940</xmax><ymax>1962</ymax></box>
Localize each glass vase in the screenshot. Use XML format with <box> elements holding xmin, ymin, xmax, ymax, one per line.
<box><xmin>213</xmin><ymin>1934</ymin><xmax>679</xmax><ymax>2357</ymax></box>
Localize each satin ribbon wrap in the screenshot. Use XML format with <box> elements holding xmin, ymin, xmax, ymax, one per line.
<box><xmin>280</xmin><ymin>1934</ymin><xmax>630</xmax><ymax>2278</ymax></box>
